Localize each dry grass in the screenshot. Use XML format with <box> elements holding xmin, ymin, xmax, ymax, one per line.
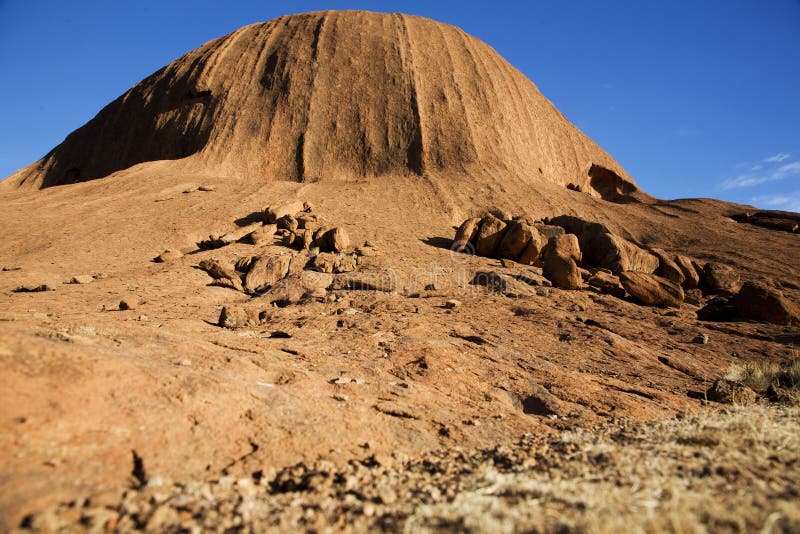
<box><xmin>724</xmin><ymin>358</ymin><xmax>800</xmax><ymax>393</ymax></box>
<box><xmin>405</xmin><ymin>405</ymin><xmax>800</xmax><ymax>533</ymax></box>
<box><xmin>20</xmin><ymin>405</ymin><xmax>800</xmax><ymax>533</ymax></box>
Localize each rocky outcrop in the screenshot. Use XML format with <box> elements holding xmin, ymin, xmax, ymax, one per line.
<box><xmin>548</xmin><ymin>216</ymin><xmax>658</xmax><ymax>273</ymax></box>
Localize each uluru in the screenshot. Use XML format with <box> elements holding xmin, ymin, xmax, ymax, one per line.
<box><xmin>1</xmin><ymin>9</ymin><xmax>798</xmax><ymax>532</ymax></box>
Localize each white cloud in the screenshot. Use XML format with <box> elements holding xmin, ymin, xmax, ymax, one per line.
<box><xmin>751</xmin><ymin>191</ymin><xmax>800</xmax><ymax>213</ymax></box>
<box><xmin>722</xmin><ymin>161</ymin><xmax>800</xmax><ymax>190</ymax></box>
<box><xmin>765</xmin><ymin>152</ymin><xmax>791</xmax><ymax>163</ymax></box>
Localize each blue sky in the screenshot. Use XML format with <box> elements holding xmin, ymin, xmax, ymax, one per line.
<box><xmin>1</xmin><ymin>1</ymin><xmax>798</xmax><ymax>210</ymax></box>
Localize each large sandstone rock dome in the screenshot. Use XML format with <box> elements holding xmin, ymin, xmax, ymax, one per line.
<box><xmin>8</xmin><ymin>10</ymin><xmax>637</xmax><ymax>199</ymax></box>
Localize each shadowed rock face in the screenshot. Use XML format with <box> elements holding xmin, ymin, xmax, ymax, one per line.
<box><xmin>7</xmin><ymin>10</ymin><xmax>637</xmax><ymax>196</ymax></box>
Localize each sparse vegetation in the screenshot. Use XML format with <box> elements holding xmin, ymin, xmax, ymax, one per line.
<box><xmin>724</xmin><ymin>358</ymin><xmax>800</xmax><ymax>395</ymax></box>
<box><xmin>20</xmin><ymin>405</ymin><xmax>800</xmax><ymax>533</ymax></box>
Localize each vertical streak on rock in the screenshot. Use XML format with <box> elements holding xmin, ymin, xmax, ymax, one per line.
<box><xmin>397</xmin><ymin>14</ymin><xmax>424</xmax><ymax>176</ymax></box>
<box><xmin>298</xmin><ymin>13</ymin><xmax>327</xmax><ymax>182</ymax></box>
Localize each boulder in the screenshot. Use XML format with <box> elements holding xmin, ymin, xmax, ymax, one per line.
<box><xmin>522</xmin><ymin>384</ymin><xmax>566</xmax><ymax>416</ymax></box>
<box><xmin>281</xmin><ymin>231</ymin><xmax>297</xmax><ymax>247</ymax></box>
<box><xmin>264</xmin><ymin>200</ymin><xmax>304</xmax><ymax>224</ymax></box>
<box><xmin>587</xmin><ymin>271</ymin><xmax>626</xmax><ymax>298</ymax></box>
<box><xmin>296</xmin><ymin>213</ymin><xmax>319</xmax><ymax>231</ymax></box>
<box><xmin>154</xmin><ymin>249</ymin><xmax>183</xmax><ymax>263</ymax></box>
<box><xmin>14</xmin><ymin>281</ymin><xmax>58</xmax><ymax>293</ymax></box>
<box><xmin>474</xmin><ymin>214</ymin><xmax>507</xmax><ymax>257</ymax></box>
<box><xmin>541</xmin><ymin>234</ymin><xmax>581</xmax><ymax>263</ymax></box>
<box><xmin>674</xmin><ymin>255</ymin><xmax>701</xmax><ymax>289</ymax></box>
<box><xmin>287</xmin><ymin>254</ymin><xmax>307</xmax><ymax>276</ymax></box>
<box><xmin>548</xmin><ymin>215</ymin><xmax>658</xmax><ymax>273</ymax></box>
<box><xmin>300</xmin><ymin>270</ymin><xmax>334</xmax><ymax>293</ymax></box>
<box><xmin>542</xmin><ymin>253</ymin><xmax>582</xmax><ymax>290</ymax></box>
<box><xmin>198</xmin><ymin>258</ymin><xmax>238</xmax><ymax>281</ymax></box>
<box><xmin>244</xmin><ymin>224</ymin><xmax>277</xmax><ymax>246</ymax></box>
<box><xmin>196</xmin><ymin>235</ymin><xmax>228</xmax><ymax>250</ymax></box>
<box><xmin>583</xmin><ymin>232</ymin><xmax>658</xmax><ymax>273</ymax></box>
<box><xmin>330</xmin><ymin>267</ymin><xmax>396</xmax><ymax>292</ymax></box>
<box><xmin>650</xmin><ymin>248</ymin><xmax>685</xmax><ymax>286</ymax></box>
<box><xmin>489</xmin><ymin>208</ymin><xmax>514</xmax><ymax>222</ymax></box>
<box><xmin>276</xmin><ymin>214</ymin><xmax>299</xmax><ymax>232</ymax></box>
<box><xmin>518</xmin><ymin>233</ymin><xmax>545</xmax><ymax>265</ymax></box>
<box><xmin>264</xmin><ymin>276</ymin><xmax>308</xmax><ymax>306</ymax></box>
<box><xmin>684</xmin><ymin>288</ymin><xmax>703</xmax><ymax>306</ymax></box>
<box><xmin>736</xmin><ymin>281</ymin><xmax>800</xmax><ymax>326</ymax></box>
<box><xmin>701</xmin><ymin>263</ymin><xmax>740</xmax><ymax>294</ymax></box>
<box><xmin>119</xmin><ymin>295</ymin><xmax>140</xmax><ymax>310</ymax></box>
<box><xmin>210</xmin><ymin>277</ymin><xmax>243</xmax><ymax>292</ymax></box>
<box><xmin>697</xmin><ymin>296</ymin><xmax>737</xmax><ymax>322</ymax></box>
<box><xmin>533</xmin><ymin>224</ymin><xmax>565</xmax><ymax>241</ymax></box>
<box><xmin>314</xmin><ymin>227</ymin><xmax>350</xmax><ymax>253</ymax></box>
<box><xmin>327</xmin><ymin>227</ymin><xmax>350</xmax><ymax>253</ymax></box>
<box><xmin>244</xmin><ymin>254</ymin><xmax>291</xmax><ymax>293</ymax></box>
<box><xmin>452</xmin><ymin>217</ymin><xmax>482</xmax><ymax>253</ymax></box>
<box><xmin>312</xmin><ymin>253</ymin><xmax>356</xmax><ymax>274</ymax></box>
<box><xmin>497</xmin><ymin>221</ymin><xmax>538</xmax><ymax>260</ymax></box>
<box><xmin>548</xmin><ymin>215</ymin><xmax>602</xmax><ymax>237</ymax></box>
<box><xmin>296</xmin><ymin>229</ymin><xmax>314</xmax><ymax>249</ymax></box>
<box><xmin>235</xmin><ymin>255</ymin><xmax>258</xmax><ymax>273</ymax></box>
<box><xmin>619</xmin><ymin>271</ymin><xmax>684</xmax><ymax>308</ymax></box>
<box><xmin>218</xmin><ymin>305</ymin><xmax>260</xmax><ymax>329</ymax></box>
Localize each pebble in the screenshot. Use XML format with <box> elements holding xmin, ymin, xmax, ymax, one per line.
<box><xmin>693</xmin><ymin>333</ymin><xmax>709</xmax><ymax>345</ymax></box>
<box><xmin>119</xmin><ymin>296</ymin><xmax>139</xmax><ymax>310</ymax></box>
<box><xmin>445</xmin><ymin>299</ymin><xmax>461</xmax><ymax>309</ymax></box>
<box><xmin>69</xmin><ymin>275</ymin><xmax>94</xmax><ymax>284</ymax></box>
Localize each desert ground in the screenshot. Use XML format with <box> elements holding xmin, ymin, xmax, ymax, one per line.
<box><xmin>1</xmin><ymin>10</ymin><xmax>798</xmax><ymax>533</ymax></box>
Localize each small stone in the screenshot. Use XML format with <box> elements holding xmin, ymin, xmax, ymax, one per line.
<box><xmin>69</xmin><ymin>275</ymin><xmax>94</xmax><ymax>284</ymax></box>
<box><xmin>119</xmin><ymin>296</ymin><xmax>139</xmax><ymax>310</ymax></box>
<box><xmin>333</xmin><ymin>394</ymin><xmax>349</xmax><ymax>402</ymax></box>
<box><xmin>155</xmin><ymin>249</ymin><xmax>183</xmax><ymax>263</ymax></box>
<box><xmin>444</xmin><ymin>299</ymin><xmax>461</xmax><ymax>309</ymax></box>
<box><xmin>693</xmin><ymin>333</ymin><xmax>709</xmax><ymax>345</ymax></box>
<box><xmin>198</xmin><ymin>185</ymin><xmax>216</xmax><ymax>192</ymax></box>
